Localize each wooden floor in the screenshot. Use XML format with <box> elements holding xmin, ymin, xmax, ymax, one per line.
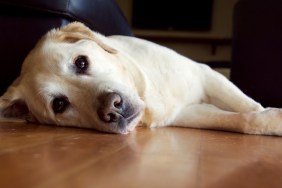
<box><xmin>1</xmin><ymin>122</ymin><xmax>282</xmax><ymax>188</ymax></box>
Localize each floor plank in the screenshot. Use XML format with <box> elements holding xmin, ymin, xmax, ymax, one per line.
<box><xmin>0</xmin><ymin>122</ymin><xmax>282</xmax><ymax>188</ymax></box>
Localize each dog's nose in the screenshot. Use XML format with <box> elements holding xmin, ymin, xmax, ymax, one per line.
<box><xmin>97</xmin><ymin>92</ymin><xmax>123</xmax><ymax>123</ymax></box>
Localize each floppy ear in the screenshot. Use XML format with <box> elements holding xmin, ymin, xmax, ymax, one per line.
<box><xmin>52</xmin><ymin>22</ymin><xmax>117</xmax><ymax>54</ymax></box>
<box><xmin>0</xmin><ymin>81</ymin><xmax>29</xmax><ymax>119</ymax></box>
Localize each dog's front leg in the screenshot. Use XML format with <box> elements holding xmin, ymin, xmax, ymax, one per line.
<box><xmin>172</xmin><ymin>103</ymin><xmax>282</xmax><ymax>136</ymax></box>
<box><xmin>201</xmin><ymin>64</ymin><xmax>264</xmax><ymax>112</ymax></box>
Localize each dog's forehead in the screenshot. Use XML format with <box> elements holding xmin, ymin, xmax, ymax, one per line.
<box><xmin>22</xmin><ymin>42</ymin><xmax>63</xmax><ymax>72</ymax></box>
<box><xmin>38</xmin><ymin>38</ymin><xmax>73</xmax><ymax>60</ymax></box>
<box><xmin>27</xmin><ymin>38</ymin><xmax>99</xmax><ymax>67</ymax></box>
<box><xmin>38</xmin><ymin>35</ymin><xmax>95</xmax><ymax>55</ymax></box>
<box><xmin>22</xmin><ymin>39</ymin><xmax>89</xmax><ymax>79</ymax></box>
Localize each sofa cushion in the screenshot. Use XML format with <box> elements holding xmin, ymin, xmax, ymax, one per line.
<box><xmin>0</xmin><ymin>0</ymin><xmax>132</xmax><ymax>36</ymax></box>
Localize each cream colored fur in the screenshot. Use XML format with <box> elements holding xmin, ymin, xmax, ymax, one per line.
<box><xmin>1</xmin><ymin>22</ymin><xmax>282</xmax><ymax>135</ymax></box>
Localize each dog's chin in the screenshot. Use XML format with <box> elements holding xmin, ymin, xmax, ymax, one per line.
<box><xmin>97</xmin><ymin>111</ymin><xmax>143</xmax><ymax>134</ymax></box>
<box><xmin>119</xmin><ymin>111</ymin><xmax>142</xmax><ymax>134</ymax></box>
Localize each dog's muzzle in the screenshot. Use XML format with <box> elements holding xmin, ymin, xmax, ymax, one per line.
<box><xmin>97</xmin><ymin>92</ymin><xmax>141</xmax><ymax>133</ymax></box>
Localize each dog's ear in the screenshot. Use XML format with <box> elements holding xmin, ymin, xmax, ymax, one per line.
<box><xmin>0</xmin><ymin>80</ymin><xmax>29</xmax><ymax>119</ymax></box>
<box><xmin>52</xmin><ymin>22</ymin><xmax>117</xmax><ymax>54</ymax></box>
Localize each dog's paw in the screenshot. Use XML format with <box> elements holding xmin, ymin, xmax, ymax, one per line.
<box><xmin>246</xmin><ymin>108</ymin><xmax>282</xmax><ymax>136</ymax></box>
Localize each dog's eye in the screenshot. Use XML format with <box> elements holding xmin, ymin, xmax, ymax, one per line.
<box><xmin>74</xmin><ymin>56</ymin><xmax>89</xmax><ymax>74</ymax></box>
<box><xmin>52</xmin><ymin>97</ymin><xmax>70</xmax><ymax>114</ymax></box>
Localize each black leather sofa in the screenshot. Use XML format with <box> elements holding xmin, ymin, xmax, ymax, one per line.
<box><xmin>231</xmin><ymin>0</ymin><xmax>282</xmax><ymax>107</ymax></box>
<box><xmin>0</xmin><ymin>0</ymin><xmax>132</xmax><ymax>95</ymax></box>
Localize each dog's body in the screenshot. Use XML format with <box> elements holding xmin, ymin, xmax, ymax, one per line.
<box><xmin>1</xmin><ymin>22</ymin><xmax>282</xmax><ymax>135</ymax></box>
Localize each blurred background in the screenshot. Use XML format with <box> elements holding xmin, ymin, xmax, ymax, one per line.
<box><xmin>116</xmin><ymin>0</ymin><xmax>238</xmax><ymax>78</ymax></box>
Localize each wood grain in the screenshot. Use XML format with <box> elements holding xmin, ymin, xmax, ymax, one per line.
<box><xmin>0</xmin><ymin>122</ymin><xmax>282</xmax><ymax>188</ymax></box>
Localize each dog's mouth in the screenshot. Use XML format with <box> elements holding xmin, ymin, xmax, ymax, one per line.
<box><xmin>126</xmin><ymin>111</ymin><xmax>140</xmax><ymax>124</ymax></box>
<box><xmin>97</xmin><ymin>92</ymin><xmax>144</xmax><ymax>134</ymax></box>
<box><xmin>98</xmin><ymin>108</ymin><xmax>143</xmax><ymax>134</ymax></box>
<box><xmin>115</xmin><ymin>110</ymin><xmax>142</xmax><ymax>134</ymax></box>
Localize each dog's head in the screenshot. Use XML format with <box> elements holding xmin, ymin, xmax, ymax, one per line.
<box><xmin>0</xmin><ymin>22</ymin><xmax>145</xmax><ymax>134</ymax></box>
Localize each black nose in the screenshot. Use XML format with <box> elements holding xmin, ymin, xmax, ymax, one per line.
<box><xmin>97</xmin><ymin>92</ymin><xmax>123</xmax><ymax>123</ymax></box>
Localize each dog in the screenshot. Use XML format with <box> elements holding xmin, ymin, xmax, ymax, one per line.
<box><xmin>0</xmin><ymin>22</ymin><xmax>282</xmax><ymax>135</ymax></box>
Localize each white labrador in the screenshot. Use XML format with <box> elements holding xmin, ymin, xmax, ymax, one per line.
<box><xmin>0</xmin><ymin>22</ymin><xmax>282</xmax><ymax>135</ymax></box>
